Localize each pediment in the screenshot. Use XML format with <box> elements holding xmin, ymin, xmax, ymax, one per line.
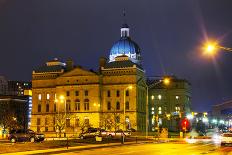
<box><xmin>60</xmin><ymin>67</ymin><xmax>97</xmax><ymax>77</ymax></box>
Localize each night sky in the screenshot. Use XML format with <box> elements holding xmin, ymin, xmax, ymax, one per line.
<box><xmin>0</xmin><ymin>0</ymin><xmax>232</xmax><ymax>112</ymax></box>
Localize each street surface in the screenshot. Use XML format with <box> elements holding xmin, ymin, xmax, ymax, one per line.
<box><xmin>1</xmin><ymin>139</ymin><xmax>231</xmax><ymax>155</ymax></box>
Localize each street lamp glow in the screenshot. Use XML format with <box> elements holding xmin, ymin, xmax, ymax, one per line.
<box><xmin>163</xmin><ymin>78</ymin><xmax>170</xmax><ymax>85</ymax></box>
<box><xmin>203</xmin><ymin>41</ymin><xmax>219</xmax><ymax>56</ymax></box>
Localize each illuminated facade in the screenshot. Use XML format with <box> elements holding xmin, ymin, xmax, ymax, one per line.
<box><xmin>30</xmin><ymin>24</ymin><xmax>147</xmax><ymax>136</ymax></box>
<box><xmin>148</xmin><ymin>77</ymin><xmax>191</xmax><ymax>132</ymax></box>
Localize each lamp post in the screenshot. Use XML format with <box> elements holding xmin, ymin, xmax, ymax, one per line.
<box><xmin>59</xmin><ymin>95</ymin><xmax>67</xmax><ymax>136</ymax></box>
<box><xmin>123</xmin><ymin>85</ymin><xmax>132</xmax><ymax>131</ymax></box>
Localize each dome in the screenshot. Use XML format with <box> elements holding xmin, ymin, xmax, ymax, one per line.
<box><xmin>110</xmin><ymin>37</ymin><xmax>140</xmax><ymax>56</ymax></box>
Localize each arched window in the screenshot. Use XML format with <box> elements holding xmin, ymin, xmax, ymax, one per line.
<box><xmin>75</xmin><ymin>99</ymin><xmax>80</xmax><ymax>111</ymax></box>
<box><xmin>84</xmin><ymin>99</ymin><xmax>89</xmax><ymax>111</ymax></box>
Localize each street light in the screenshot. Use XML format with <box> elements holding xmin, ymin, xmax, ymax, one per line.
<box><xmin>123</xmin><ymin>85</ymin><xmax>132</xmax><ymax>131</ymax></box>
<box><xmin>203</xmin><ymin>41</ymin><xmax>232</xmax><ymax>56</ymax></box>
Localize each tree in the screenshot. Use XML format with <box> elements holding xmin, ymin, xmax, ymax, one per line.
<box><xmin>100</xmin><ymin>108</ymin><xmax>123</xmax><ymax>132</ymax></box>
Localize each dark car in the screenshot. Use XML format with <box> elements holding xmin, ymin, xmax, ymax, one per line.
<box><xmin>8</xmin><ymin>129</ymin><xmax>45</xmax><ymax>143</ymax></box>
<box><xmin>79</xmin><ymin>128</ymin><xmax>100</xmax><ymax>139</ymax></box>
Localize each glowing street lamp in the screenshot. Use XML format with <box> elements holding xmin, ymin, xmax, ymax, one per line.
<box><xmin>203</xmin><ymin>41</ymin><xmax>232</xmax><ymax>56</ymax></box>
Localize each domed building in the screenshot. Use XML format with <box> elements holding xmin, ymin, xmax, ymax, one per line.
<box><xmin>109</xmin><ymin>23</ymin><xmax>142</xmax><ymax>64</ymax></box>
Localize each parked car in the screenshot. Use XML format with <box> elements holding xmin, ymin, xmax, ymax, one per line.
<box><xmin>79</xmin><ymin>128</ymin><xmax>100</xmax><ymax>139</ymax></box>
<box><xmin>221</xmin><ymin>133</ymin><xmax>232</xmax><ymax>146</ymax></box>
<box><xmin>8</xmin><ymin>129</ymin><xmax>45</xmax><ymax>143</ymax></box>
<box><xmin>102</xmin><ymin>130</ymin><xmax>131</xmax><ymax>138</ymax></box>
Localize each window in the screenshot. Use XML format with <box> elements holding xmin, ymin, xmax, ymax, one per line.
<box><xmin>116</xmin><ymin>116</ymin><xmax>120</xmax><ymax>123</ymax></box>
<box><xmin>126</xmin><ymin>101</ymin><xmax>129</xmax><ymax>110</ymax></box>
<box><xmin>158</xmin><ymin>95</ymin><xmax>162</xmax><ymax>100</ymax></box>
<box><xmin>38</xmin><ymin>94</ymin><xmax>42</xmax><ymax>100</ymax></box>
<box><xmin>66</xmin><ymin>100</ymin><xmax>71</xmax><ymax>111</ymax></box>
<box><xmin>75</xmin><ymin>99</ymin><xmax>80</xmax><ymax>111</ymax></box>
<box><xmin>116</xmin><ymin>90</ymin><xmax>120</xmax><ymax>97</ymax></box>
<box><xmin>75</xmin><ymin>91</ymin><xmax>79</xmax><ymax>96</ymax></box>
<box><xmin>84</xmin><ymin>117</ymin><xmax>89</xmax><ymax>125</ymax></box>
<box><xmin>126</xmin><ymin>90</ymin><xmax>129</xmax><ymax>96</ymax></box>
<box><xmin>46</xmin><ymin>104</ymin><xmax>49</xmax><ymax>112</ymax></box>
<box><xmin>46</xmin><ymin>93</ymin><xmax>50</xmax><ymax>100</ymax></box>
<box><xmin>175</xmin><ymin>106</ymin><xmax>180</xmax><ymax>113</ymax></box>
<box><xmin>66</xmin><ymin>118</ymin><xmax>70</xmax><ymax>127</ymax></box>
<box><xmin>75</xmin><ymin>118</ymin><xmax>80</xmax><ymax>127</ymax></box>
<box><xmin>158</xmin><ymin>107</ymin><xmax>162</xmax><ymax>114</ymax></box>
<box><xmin>54</xmin><ymin>104</ymin><xmax>56</xmax><ymax>112</ymax></box>
<box><xmin>107</xmin><ymin>90</ymin><xmax>111</xmax><ymax>97</ymax></box>
<box><xmin>176</xmin><ymin>96</ymin><xmax>179</xmax><ymax>100</ymax></box>
<box><xmin>107</xmin><ymin>102</ymin><xmax>111</xmax><ymax>110</ymax></box>
<box><xmin>37</xmin><ymin>118</ymin><xmax>41</xmax><ymax>125</ymax></box>
<box><xmin>45</xmin><ymin>118</ymin><xmax>48</xmax><ymax>125</ymax></box>
<box><xmin>38</xmin><ymin>104</ymin><xmax>41</xmax><ymax>112</ymax></box>
<box><xmin>45</xmin><ymin>127</ymin><xmax>48</xmax><ymax>132</ymax></box>
<box><xmin>66</xmin><ymin>91</ymin><xmax>70</xmax><ymax>96</ymax></box>
<box><xmin>116</xmin><ymin>101</ymin><xmax>120</xmax><ymax>110</ymax></box>
<box><xmin>84</xmin><ymin>90</ymin><xmax>88</xmax><ymax>96</ymax></box>
<box><xmin>84</xmin><ymin>99</ymin><xmax>89</xmax><ymax>110</ymax></box>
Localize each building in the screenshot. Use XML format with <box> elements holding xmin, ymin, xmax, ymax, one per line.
<box><xmin>0</xmin><ymin>95</ymin><xmax>30</xmax><ymax>135</ymax></box>
<box><xmin>0</xmin><ymin>76</ymin><xmax>8</xmax><ymax>95</ymax></box>
<box><xmin>148</xmin><ymin>76</ymin><xmax>191</xmax><ymax>132</ymax></box>
<box><xmin>30</xmin><ymin>23</ymin><xmax>147</xmax><ymax>136</ymax></box>
<box><xmin>8</xmin><ymin>81</ymin><xmax>32</xmax><ymax>96</ymax></box>
<box><xmin>211</xmin><ymin>100</ymin><xmax>232</xmax><ymax>130</ymax></box>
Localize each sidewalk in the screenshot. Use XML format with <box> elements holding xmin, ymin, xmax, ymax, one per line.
<box><xmin>2</xmin><ymin>141</ymin><xmax>141</xmax><ymax>155</ymax></box>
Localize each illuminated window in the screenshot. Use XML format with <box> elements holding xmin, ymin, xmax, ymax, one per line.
<box><xmin>151</xmin><ymin>95</ymin><xmax>154</xmax><ymax>100</ymax></box>
<box><xmin>176</xmin><ymin>96</ymin><xmax>179</xmax><ymax>100</ymax></box>
<box><xmin>175</xmin><ymin>106</ymin><xmax>180</xmax><ymax>113</ymax></box>
<box><xmin>158</xmin><ymin>107</ymin><xmax>162</xmax><ymax>114</ymax></box>
<box><xmin>46</xmin><ymin>93</ymin><xmax>50</xmax><ymax>100</ymax></box>
<box><xmin>38</xmin><ymin>94</ymin><xmax>42</xmax><ymax>100</ymax></box>
<box><xmin>151</xmin><ymin>107</ymin><xmax>154</xmax><ymax>110</ymax></box>
<box><xmin>158</xmin><ymin>95</ymin><xmax>162</xmax><ymax>100</ymax></box>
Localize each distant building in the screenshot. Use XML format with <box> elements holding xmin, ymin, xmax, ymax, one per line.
<box><xmin>148</xmin><ymin>77</ymin><xmax>191</xmax><ymax>132</ymax></box>
<box><xmin>0</xmin><ymin>76</ymin><xmax>8</xmax><ymax>95</ymax></box>
<box><xmin>8</xmin><ymin>81</ymin><xmax>31</xmax><ymax>96</ymax></box>
<box><xmin>211</xmin><ymin>100</ymin><xmax>232</xmax><ymax>129</ymax></box>
<box><xmin>0</xmin><ymin>95</ymin><xmax>30</xmax><ymax>131</ymax></box>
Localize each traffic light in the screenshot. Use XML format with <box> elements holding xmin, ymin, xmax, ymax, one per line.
<box><xmin>180</xmin><ymin>118</ymin><xmax>190</xmax><ymax>131</ymax></box>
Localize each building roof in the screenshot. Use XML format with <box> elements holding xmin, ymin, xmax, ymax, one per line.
<box><xmin>33</xmin><ymin>65</ymin><xmax>65</xmax><ymax>73</ymax></box>
<box><xmin>103</xmin><ymin>59</ymin><xmax>143</xmax><ymax>70</ymax></box>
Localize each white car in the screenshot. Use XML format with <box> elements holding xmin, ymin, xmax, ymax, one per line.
<box><xmin>221</xmin><ymin>133</ymin><xmax>232</xmax><ymax>146</ymax></box>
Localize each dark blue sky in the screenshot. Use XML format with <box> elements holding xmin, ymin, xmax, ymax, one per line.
<box><xmin>0</xmin><ymin>0</ymin><xmax>232</xmax><ymax>111</ymax></box>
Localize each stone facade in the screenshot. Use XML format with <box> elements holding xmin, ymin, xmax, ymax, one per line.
<box><xmin>30</xmin><ymin>57</ymin><xmax>146</xmax><ymax>136</ymax></box>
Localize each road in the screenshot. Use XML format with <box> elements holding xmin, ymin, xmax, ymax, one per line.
<box><xmin>2</xmin><ymin>140</ymin><xmax>231</xmax><ymax>155</ymax></box>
